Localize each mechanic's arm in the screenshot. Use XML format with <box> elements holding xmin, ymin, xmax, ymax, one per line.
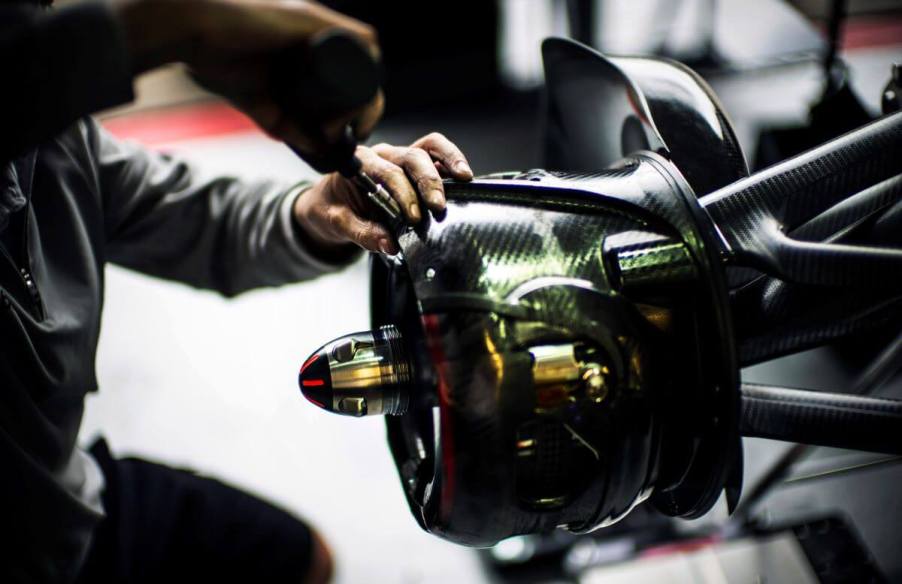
<box><xmin>10</xmin><ymin>0</ymin><xmax>473</xmax><ymax>291</ymax></box>
<box><xmin>1</xmin><ymin>0</ymin><xmax>380</xmax><ymax>161</ymax></box>
<box><xmin>95</xmin><ymin>122</ymin><xmax>472</xmax><ymax>296</ymax></box>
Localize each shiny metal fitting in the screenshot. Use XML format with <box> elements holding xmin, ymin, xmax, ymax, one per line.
<box><xmin>299</xmin><ymin>325</ymin><xmax>411</xmax><ymax>417</ymax></box>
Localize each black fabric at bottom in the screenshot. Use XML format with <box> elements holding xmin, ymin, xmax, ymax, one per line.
<box><xmin>75</xmin><ymin>440</ymin><xmax>315</xmax><ymax>583</ymax></box>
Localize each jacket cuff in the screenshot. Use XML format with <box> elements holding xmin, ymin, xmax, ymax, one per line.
<box><xmin>279</xmin><ymin>183</ymin><xmax>363</xmax><ymax>273</ymax></box>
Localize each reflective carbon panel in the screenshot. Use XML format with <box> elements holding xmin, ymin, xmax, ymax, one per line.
<box><xmin>374</xmin><ymin>157</ymin><xmax>741</xmax><ymax>546</ymax></box>
<box><xmin>401</xmin><ymin>197</ymin><xmax>639</xmax><ymax>303</ymax></box>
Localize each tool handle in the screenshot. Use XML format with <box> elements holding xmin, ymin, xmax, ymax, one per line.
<box><xmin>271</xmin><ymin>30</ymin><xmax>381</xmax><ymax>175</ymax></box>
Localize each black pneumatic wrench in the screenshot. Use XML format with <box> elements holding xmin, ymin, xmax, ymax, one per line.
<box><xmin>270</xmin><ymin>30</ymin><xmax>404</xmax><ymax>230</ymax></box>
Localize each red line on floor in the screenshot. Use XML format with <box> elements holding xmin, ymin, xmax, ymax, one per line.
<box><xmin>841</xmin><ymin>16</ymin><xmax>902</xmax><ymax>50</ymax></box>
<box><xmin>101</xmin><ymin>101</ymin><xmax>262</xmax><ymax>146</ymax></box>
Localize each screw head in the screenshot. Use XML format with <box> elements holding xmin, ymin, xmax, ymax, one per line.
<box><xmin>582</xmin><ymin>366</ymin><xmax>609</xmax><ymax>403</ymax></box>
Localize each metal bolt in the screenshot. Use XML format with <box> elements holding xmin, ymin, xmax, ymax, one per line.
<box><xmin>582</xmin><ymin>365</ymin><xmax>609</xmax><ymax>403</ymax></box>
<box><xmin>338</xmin><ymin>397</ymin><xmax>367</xmax><ymax>417</ymax></box>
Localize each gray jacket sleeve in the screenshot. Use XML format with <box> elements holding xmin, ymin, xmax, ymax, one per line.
<box><xmin>87</xmin><ymin>120</ymin><xmax>361</xmax><ymax>296</ymax></box>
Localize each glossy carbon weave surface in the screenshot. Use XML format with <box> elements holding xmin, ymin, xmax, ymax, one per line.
<box><xmin>371</xmin><ymin>154</ymin><xmax>741</xmax><ymax>546</ymax></box>
<box><xmin>702</xmin><ymin>111</ymin><xmax>902</xmax><ymax>364</ymax></box>
<box><xmin>541</xmin><ymin>37</ymin><xmax>902</xmax><ymax>365</ymax></box>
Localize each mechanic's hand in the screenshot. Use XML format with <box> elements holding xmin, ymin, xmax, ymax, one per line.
<box><xmin>117</xmin><ymin>0</ymin><xmax>383</xmax><ymax>152</ymax></box>
<box><xmin>293</xmin><ymin>133</ymin><xmax>474</xmax><ymax>255</ymax></box>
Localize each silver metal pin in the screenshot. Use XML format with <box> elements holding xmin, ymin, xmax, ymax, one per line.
<box><xmin>358</xmin><ymin>172</ymin><xmax>402</xmax><ymax>223</ymax></box>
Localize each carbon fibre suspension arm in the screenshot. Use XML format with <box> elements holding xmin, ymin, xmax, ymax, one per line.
<box><xmin>700</xmin><ymin>111</ymin><xmax>902</xmax><ymax>287</ymax></box>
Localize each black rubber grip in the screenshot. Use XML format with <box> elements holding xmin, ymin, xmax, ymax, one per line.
<box><xmin>271</xmin><ymin>30</ymin><xmax>379</xmax><ymax>124</ymax></box>
<box><xmin>739</xmin><ymin>383</ymin><xmax>902</xmax><ymax>455</ymax></box>
<box><xmin>270</xmin><ymin>30</ymin><xmax>380</xmax><ymax>175</ymax></box>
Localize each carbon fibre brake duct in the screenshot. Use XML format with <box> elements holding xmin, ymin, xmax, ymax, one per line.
<box><xmin>297</xmin><ymin>39</ymin><xmax>902</xmax><ymax>546</ymax></box>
